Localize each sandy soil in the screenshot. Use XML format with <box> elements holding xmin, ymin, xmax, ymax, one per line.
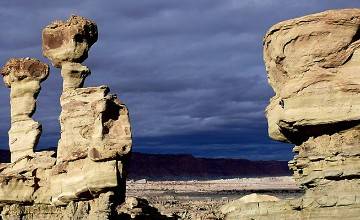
<box><xmin>126</xmin><ymin>176</ymin><xmax>302</xmax><ymax>219</ymax></box>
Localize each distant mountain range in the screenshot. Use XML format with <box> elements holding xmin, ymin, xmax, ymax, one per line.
<box><xmin>0</xmin><ymin>150</ymin><xmax>9</xmax><ymax>163</ymax></box>
<box><xmin>0</xmin><ymin>149</ymin><xmax>291</xmax><ymax>180</ymax></box>
<box><xmin>128</xmin><ymin>152</ymin><xmax>291</xmax><ymax>180</ymax></box>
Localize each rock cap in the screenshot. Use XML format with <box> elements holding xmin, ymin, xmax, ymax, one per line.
<box><xmin>0</xmin><ymin>58</ymin><xmax>49</xmax><ymax>88</ymax></box>
<box><xmin>42</xmin><ymin>15</ymin><xmax>98</xmax><ymax>67</ymax></box>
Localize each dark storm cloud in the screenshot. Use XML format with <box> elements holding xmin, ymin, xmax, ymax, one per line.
<box><xmin>0</xmin><ymin>0</ymin><xmax>360</xmax><ymax>159</ymax></box>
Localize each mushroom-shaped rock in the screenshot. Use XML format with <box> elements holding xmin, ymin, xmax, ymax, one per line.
<box><xmin>42</xmin><ymin>15</ymin><xmax>98</xmax><ymax>68</ymax></box>
<box><xmin>224</xmin><ymin>9</ymin><xmax>360</xmax><ymax>220</ymax></box>
<box><xmin>1</xmin><ymin>57</ymin><xmax>49</xmax><ymax>88</ymax></box>
<box><xmin>263</xmin><ymin>8</ymin><xmax>360</xmax><ymax>142</ymax></box>
<box><xmin>0</xmin><ymin>58</ymin><xmax>49</xmax><ymax>162</ymax></box>
<box><xmin>42</xmin><ymin>15</ymin><xmax>97</xmax><ymax>91</ymax></box>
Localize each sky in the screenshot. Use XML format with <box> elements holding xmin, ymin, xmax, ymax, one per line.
<box><xmin>0</xmin><ymin>1</ymin><xmax>359</xmax><ymax>161</ymax></box>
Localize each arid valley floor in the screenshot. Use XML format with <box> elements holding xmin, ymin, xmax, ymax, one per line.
<box><xmin>126</xmin><ymin>176</ymin><xmax>302</xmax><ymax>219</ymax></box>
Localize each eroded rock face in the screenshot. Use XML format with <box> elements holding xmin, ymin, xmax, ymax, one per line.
<box><xmin>0</xmin><ymin>15</ymin><xmax>133</xmax><ymax>220</ymax></box>
<box><xmin>58</xmin><ymin>86</ymin><xmax>131</xmax><ymax>163</ymax></box>
<box><xmin>263</xmin><ymin>9</ymin><xmax>360</xmax><ymax>142</ymax></box>
<box><xmin>46</xmin><ymin>15</ymin><xmax>131</xmax><ymax>207</ymax></box>
<box><xmin>0</xmin><ymin>195</ymin><xmax>171</xmax><ymax>220</ymax></box>
<box><xmin>220</xmin><ymin>193</ymin><xmax>279</xmax><ymax>215</ymax></box>
<box><xmin>224</xmin><ymin>9</ymin><xmax>360</xmax><ymax>220</ymax></box>
<box><xmin>42</xmin><ymin>15</ymin><xmax>96</xmax><ymax>92</ymax></box>
<box><xmin>0</xmin><ymin>58</ymin><xmax>49</xmax><ymax>162</ymax></box>
<box><xmin>42</xmin><ymin>15</ymin><xmax>97</xmax><ymax>68</ymax></box>
<box><xmin>0</xmin><ymin>192</ymin><xmax>118</xmax><ymax>220</ymax></box>
<box><xmin>42</xmin><ymin>15</ymin><xmax>133</xmax><ymax>164</ymax></box>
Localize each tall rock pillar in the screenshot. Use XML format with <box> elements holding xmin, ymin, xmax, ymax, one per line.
<box><xmin>0</xmin><ymin>58</ymin><xmax>49</xmax><ymax>162</ymax></box>
<box><xmin>0</xmin><ymin>15</ymin><xmax>136</xmax><ymax>219</ymax></box>
<box><xmin>42</xmin><ymin>15</ymin><xmax>132</xmax><ymax>204</ymax></box>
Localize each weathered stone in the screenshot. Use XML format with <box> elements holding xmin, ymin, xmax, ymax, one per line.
<box><xmin>117</xmin><ymin>197</ymin><xmax>173</xmax><ymax>220</ymax></box>
<box><xmin>0</xmin><ymin>14</ymin><xmax>133</xmax><ymax>220</ymax></box>
<box><xmin>263</xmin><ymin>9</ymin><xmax>360</xmax><ymax>142</ymax></box>
<box><xmin>0</xmin><ymin>175</ymin><xmax>35</xmax><ymax>203</ymax></box>
<box><xmin>57</xmin><ymin>86</ymin><xmax>132</xmax><ymax>163</ymax></box>
<box><xmin>220</xmin><ymin>193</ymin><xmax>279</xmax><ymax>215</ymax></box>
<box><xmin>42</xmin><ymin>15</ymin><xmax>132</xmax><ymax>165</ymax></box>
<box><xmin>42</xmin><ymin>15</ymin><xmax>98</xmax><ymax>68</ymax></box>
<box><xmin>0</xmin><ymin>58</ymin><xmax>49</xmax><ymax>162</ymax></box>
<box><xmin>50</xmin><ymin>158</ymin><xmax>119</xmax><ymax>206</ymax></box>
<box><xmin>224</xmin><ymin>9</ymin><xmax>360</xmax><ymax>220</ymax></box>
<box><xmin>0</xmin><ymin>195</ymin><xmax>171</xmax><ymax>220</ymax></box>
<box><xmin>61</xmin><ymin>62</ymin><xmax>90</xmax><ymax>90</ymax></box>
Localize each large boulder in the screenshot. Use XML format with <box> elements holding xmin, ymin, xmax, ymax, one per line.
<box><xmin>42</xmin><ymin>15</ymin><xmax>98</xmax><ymax>68</ymax></box>
<box><xmin>220</xmin><ymin>193</ymin><xmax>279</xmax><ymax>215</ymax></box>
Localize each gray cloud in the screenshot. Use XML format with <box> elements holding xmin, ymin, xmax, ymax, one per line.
<box><xmin>0</xmin><ymin>1</ymin><xmax>360</xmax><ymax>160</ymax></box>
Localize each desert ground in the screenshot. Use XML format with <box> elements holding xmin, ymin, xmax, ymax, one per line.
<box><xmin>126</xmin><ymin>176</ymin><xmax>302</xmax><ymax>219</ymax></box>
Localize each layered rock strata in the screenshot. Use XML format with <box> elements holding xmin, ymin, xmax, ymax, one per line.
<box><xmin>0</xmin><ymin>15</ymin><xmax>133</xmax><ymax>219</ymax></box>
<box><xmin>0</xmin><ymin>196</ymin><xmax>171</xmax><ymax>220</ymax></box>
<box><xmin>42</xmin><ymin>15</ymin><xmax>132</xmax><ymax>164</ymax></box>
<box><xmin>0</xmin><ymin>58</ymin><xmax>49</xmax><ymax>162</ymax></box>
<box><xmin>224</xmin><ymin>9</ymin><xmax>360</xmax><ymax>219</ymax></box>
<box><xmin>42</xmin><ymin>15</ymin><xmax>132</xmax><ymax>204</ymax></box>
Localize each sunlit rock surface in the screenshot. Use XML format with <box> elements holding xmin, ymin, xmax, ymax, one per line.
<box><xmin>0</xmin><ymin>58</ymin><xmax>49</xmax><ymax>162</ymax></box>
<box><xmin>264</xmin><ymin>8</ymin><xmax>360</xmax><ymax>142</ymax></box>
<box><xmin>42</xmin><ymin>15</ymin><xmax>98</xmax><ymax>68</ymax></box>
<box><xmin>224</xmin><ymin>9</ymin><xmax>360</xmax><ymax>220</ymax></box>
<box><xmin>0</xmin><ymin>15</ymin><xmax>134</xmax><ymax>220</ymax></box>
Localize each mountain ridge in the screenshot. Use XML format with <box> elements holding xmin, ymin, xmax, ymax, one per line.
<box><xmin>0</xmin><ymin>149</ymin><xmax>291</xmax><ymax>180</ymax></box>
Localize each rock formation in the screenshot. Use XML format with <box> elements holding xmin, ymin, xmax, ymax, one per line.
<box><xmin>0</xmin><ymin>58</ymin><xmax>49</xmax><ymax>162</ymax></box>
<box><xmin>42</xmin><ymin>15</ymin><xmax>132</xmax><ymax>163</ymax></box>
<box><xmin>0</xmin><ymin>15</ymin><xmax>134</xmax><ymax>219</ymax></box>
<box><xmin>220</xmin><ymin>193</ymin><xmax>279</xmax><ymax>215</ymax></box>
<box><xmin>42</xmin><ymin>15</ymin><xmax>97</xmax><ymax>69</ymax></box>
<box><xmin>223</xmin><ymin>9</ymin><xmax>360</xmax><ymax>220</ymax></box>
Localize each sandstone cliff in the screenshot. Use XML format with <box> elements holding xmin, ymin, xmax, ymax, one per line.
<box><xmin>223</xmin><ymin>9</ymin><xmax>360</xmax><ymax>220</ymax></box>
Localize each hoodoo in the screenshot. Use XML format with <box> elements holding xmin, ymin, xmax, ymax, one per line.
<box><xmin>0</xmin><ymin>16</ymin><xmax>134</xmax><ymax>219</ymax></box>
<box><xmin>0</xmin><ymin>58</ymin><xmax>49</xmax><ymax>162</ymax></box>
<box><xmin>224</xmin><ymin>9</ymin><xmax>360</xmax><ymax>220</ymax></box>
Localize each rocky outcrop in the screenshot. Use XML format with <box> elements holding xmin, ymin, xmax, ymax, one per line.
<box><xmin>42</xmin><ymin>15</ymin><xmax>132</xmax><ymax>164</ymax></box>
<box><xmin>42</xmin><ymin>15</ymin><xmax>95</xmax><ymax>90</ymax></box>
<box><xmin>0</xmin><ymin>192</ymin><xmax>116</xmax><ymax>220</ymax></box>
<box><xmin>0</xmin><ymin>58</ymin><xmax>49</xmax><ymax>162</ymax></box>
<box><xmin>264</xmin><ymin>9</ymin><xmax>360</xmax><ymax>143</ymax></box>
<box><xmin>117</xmin><ymin>197</ymin><xmax>176</xmax><ymax>219</ymax></box>
<box><xmin>43</xmin><ymin>14</ymin><xmax>131</xmax><ymax>206</ymax></box>
<box><xmin>0</xmin><ymin>195</ymin><xmax>173</xmax><ymax>220</ymax></box>
<box><xmin>0</xmin><ymin>15</ymin><xmax>133</xmax><ymax>219</ymax></box>
<box><xmin>57</xmin><ymin>86</ymin><xmax>131</xmax><ymax>163</ymax></box>
<box><xmin>220</xmin><ymin>193</ymin><xmax>279</xmax><ymax>215</ymax></box>
<box><xmin>224</xmin><ymin>9</ymin><xmax>360</xmax><ymax>219</ymax></box>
